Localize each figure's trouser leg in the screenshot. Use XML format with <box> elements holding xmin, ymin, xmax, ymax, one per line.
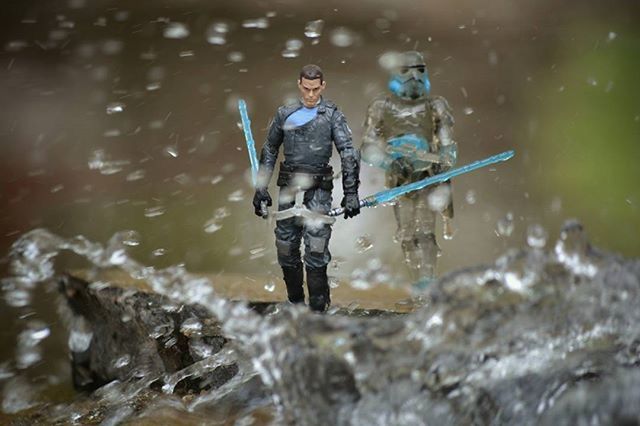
<box><xmin>394</xmin><ymin>189</ymin><xmax>440</xmax><ymax>282</ymax></box>
<box><xmin>302</xmin><ymin>188</ymin><xmax>332</xmax><ymax>312</ymax></box>
<box><xmin>275</xmin><ymin>187</ymin><xmax>304</xmax><ymax>303</ymax></box>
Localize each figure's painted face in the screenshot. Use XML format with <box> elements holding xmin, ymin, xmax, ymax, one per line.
<box><xmin>298</xmin><ymin>77</ymin><xmax>326</xmax><ymax>107</ymax></box>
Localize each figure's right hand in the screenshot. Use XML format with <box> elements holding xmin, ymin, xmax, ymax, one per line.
<box><xmin>252</xmin><ymin>189</ymin><xmax>272</xmax><ymax>217</ymax></box>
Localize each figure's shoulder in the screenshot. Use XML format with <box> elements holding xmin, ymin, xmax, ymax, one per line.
<box><xmin>429</xmin><ymin>95</ymin><xmax>452</xmax><ymax>115</ymax></box>
<box><xmin>365</xmin><ymin>94</ymin><xmax>389</xmax><ymax>116</ymax></box>
<box><xmin>275</xmin><ymin>101</ymin><xmax>302</xmax><ymax>119</ymax></box>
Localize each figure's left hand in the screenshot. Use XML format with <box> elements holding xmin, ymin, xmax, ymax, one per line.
<box><xmin>341</xmin><ymin>193</ymin><xmax>361</xmax><ymax>219</ymax></box>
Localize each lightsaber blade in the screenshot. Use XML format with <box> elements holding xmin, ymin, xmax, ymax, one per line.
<box><xmin>328</xmin><ymin>150</ymin><xmax>515</xmax><ymax>217</ymax></box>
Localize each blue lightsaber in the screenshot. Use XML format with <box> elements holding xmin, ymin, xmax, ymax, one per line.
<box><xmin>238</xmin><ymin>99</ymin><xmax>260</xmax><ymax>188</ymax></box>
<box><xmin>328</xmin><ymin>150</ymin><xmax>515</xmax><ymax>217</ymax></box>
<box><xmin>238</xmin><ymin>99</ymin><xmax>269</xmax><ymax>218</ymax></box>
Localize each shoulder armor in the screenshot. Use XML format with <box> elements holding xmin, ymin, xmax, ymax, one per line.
<box><xmin>430</xmin><ymin>95</ymin><xmax>452</xmax><ymax>116</ymax></box>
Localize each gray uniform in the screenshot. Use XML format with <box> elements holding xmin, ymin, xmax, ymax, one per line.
<box><xmin>257</xmin><ymin>97</ymin><xmax>359</xmax><ymax>309</ymax></box>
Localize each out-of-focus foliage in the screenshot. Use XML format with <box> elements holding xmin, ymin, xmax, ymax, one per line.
<box><xmin>529</xmin><ymin>22</ymin><xmax>640</xmax><ymax>256</ymax></box>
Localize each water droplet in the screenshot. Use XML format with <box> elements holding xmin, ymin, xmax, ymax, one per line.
<box><xmin>69</xmin><ymin>329</ymin><xmax>93</xmax><ymax>352</ymax></box>
<box><xmin>281</xmin><ymin>49</ymin><xmax>300</xmax><ymax>59</ymax></box>
<box><xmin>163</xmin><ymin>22</ymin><xmax>189</xmax><ymax>39</ymax></box>
<box><xmin>227</xmin><ymin>190</ymin><xmax>244</xmax><ymax>202</ymax></box>
<box><xmin>144</xmin><ymin>206</ymin><xmax>166</xmax><ymax>218</ymax></box>
<box><xmin>126</xmin><ymin>169</ymin><xmax>145</xmax><ymax>181</ymax></box>
<box><xmin>587</xmin><ymin>77</ymin><xmax>598</xmax><ymax>87</ymax></box>
<box><xmin>164</xmin><ymin>146</ymin><xmax>178</xmax><ymax>158</ymax></box>
<box><xmin>465</xmin><ymin>189</ymin><xmax>477</xmax><ymax>205</ymax></box>
<box><xmin>304</xmin><ymin>20</ymin><xmax>324</xmax><ymax>38</ymax></box>
<box><xmin>496</xmin><ymin>212</ymin><xmax>514</xmax><ymax>237</ymax></box>
<box><xmin>106</xmin><ymin>102</ymin><xmax>125</xmax><ymax>115</ymax></box>
<box><xmin>242</xmin><ymin>17</ymin><xmax>269</xmax><ymax>29</ymax></box>
<box><xmin>180</xmin><ymin>318</ymin><xmax>202</xmax><ymax>336</ymax></box>
<box><xmin>120</xmin><ymin>232</ymin><xmax>140</xmax><ymax>248</ymax></box>
<box><xmin>330</xmin><ymin>27</ymin><xmax>356</xmax><ymax>47</ymax></box>
<box><xmin>488</xmin><ymin>50</ymin><xmax>498</xmax><ymax>66</ymax></box>
<box><xmin>204</xmin><ymin>220</ymin><xmax>222</xmax><ymax>234</ymax></box>
<box><xmin>114</xmin><ymin>355</ymin><xmax>130</xmax><ymax>368</ymax></box>
<box><xmin>427</xmin><ymin>185</ymin><xmax>451</xmax><ymax>212</ymax></box>
<box><xmin>463</xmin><ymin>107</ymin><xmax>474</xmax><ymax>115</ymax></box>
<box><xmin>102</xmin><ymin>39</ymin><xmax>123</xmax><ymax>55</ymax></box>
<box><xmin>206</xmin><ymin>23</ymin><xmax>228</xmax><ymax>45</ymax></box>
<box><xmin>227</xmin><ymin>51</ymin><xmax>244</xmax><ymax>62</ymax></box>
<box><xmin>264</xmin><ymin>282</ymin><xmax>276</xmax><ymax>292</ymax></box>
<box><xmin>527</xmin><ymin>224</ymin><xmax>548</xmax><ymax>248</ymax></box>
<box><xmin>152</xmin><ymin>248</ymin><xmax>166</xmax><ymax>257</ymax></box>
<box><xmin>378</xmin><ymin>51</ymin><xmax>402</xmax><ymax>71</ymax></box>
<box><xmin>355</xmin><ymin>235</ymin><xmax>374</xmax><ymax>253</ymax></box>
<box><xmin>607</xmin><ymin>31</ymin><xmax>617</xmax><ymax>42</ymax></box>
<box><xmin>179</xmin><ymin>50</ymin><xmax>194</xmax><ymax>58</ymax></box>
<box><xmin>329</xmin><ymin>277</ymin><xmax>339</xmax><ymax>289</ymax></box>
<box><xmin>286</xmin><ymin>39</ymin><xmax>303</xmax><ymax>50</ymax></box>
<box><xmin>249</xmin><ymin>246</ymin><xmax>266</xmax><ymax>260</ymax></box>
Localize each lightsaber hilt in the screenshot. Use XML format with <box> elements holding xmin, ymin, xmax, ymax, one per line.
<box><xmin>327</xmin><ymin>196</ymin><xmax>377</xmax><ymax>217</ymax></box>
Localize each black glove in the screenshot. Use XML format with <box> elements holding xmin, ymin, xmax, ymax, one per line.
<box><xmin>341</xmin><ymin>192</ymin><xmax>360</xmax><ymax>219</ymax></box>
<box><xmin>252</xmin><ymin>188</ymin><xmax>272</xmax><ymax>217</ymax></box>
<box><xmin>390</xmin><ymin>157</ymin><xmax>414</xmax><ymax>180</ymax></box>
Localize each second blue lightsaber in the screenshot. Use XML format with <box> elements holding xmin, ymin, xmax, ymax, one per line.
<box><xmin>238</xmin><ymin>99</ymin><xmax>260</xmax><ymax>187</ymax></box>
<box><xmin>328</xmin><ymin>150</ymin><xmax>515</xmax><ymax>217</ymax></box>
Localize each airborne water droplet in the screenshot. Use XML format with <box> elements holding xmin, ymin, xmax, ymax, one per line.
<box><xmin>330</xmin><ymin>27</ymin><xmax>356</xmax><ymax>47</ymax></box>
<box><xmin>242</xmin><ymin>18</ymin><xmax>269</xmax><ymax>29</ymax></box>
<box><xmin>227</xmin><ymin>51</ymin><xmax>244</xmax><ymax>62</ymax></box>
<box><xmin>144</xmin><ymin>206</ymin><xmax>166</xmax><ymax>218</ymax></box>
<box><xmin>304</xmin><ymin>20</ymin><xmax>324</xmax><ymax>38</ymax></box>
<box><xmin>355</xmin><ymin>235</ymin><xmax>374</xmax><ymax>253</ymax></box>
<box><xmin>526</xmin><ymin>224</ymin><xmax>548</xmax><ymax>248</ymax></box>
<box><xmin>264</xmin><ymin>282</ymin><xmax>276</xmax><ymax>292</ymax></box>
<box><xmin>496</xmin><ymin>212</ymin><xmax>514</xmax><ymax>237</ymax></box>
<box><xmin>465</xmin><ymin>189</ymin><xmax>477</xmax><ymax>205</ymax></box>
<box><xmin>106</xmin><ymin>102</ymin><xmax>125</xmax><ymax>115</ymax></box>
<box><xmin>163</xmin><ymin>22</ymin><xmax>189</xmax><ymax>39</ymax></box>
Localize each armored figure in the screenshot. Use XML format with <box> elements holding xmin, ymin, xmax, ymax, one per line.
<box><xmin>361</xmin><ymin>51</ymin><xmax>457</xmax><ymax>286</ymax></box>
<box><xmin>253</xmin><ymin>64</ymin><xmax>361</xmax><ymax>312</ymax></box>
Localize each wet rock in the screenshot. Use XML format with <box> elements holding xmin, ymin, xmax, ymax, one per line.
<box><xmin>58</xmin><ymin>273</ymin><xmax>237</xmax><ymax>394</ymax></box>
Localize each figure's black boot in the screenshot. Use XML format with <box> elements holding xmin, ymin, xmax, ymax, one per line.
<box><xmin>282</xmin><ymin>264</ymin><xmax>305</xmax><ymax>304</ymax></box>
<box><xmin>306</xmin><ymin>266</ymin><xmax>330</xmax><ymax>312</ymax></box>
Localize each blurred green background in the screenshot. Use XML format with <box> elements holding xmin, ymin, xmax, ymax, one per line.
<box><xmin>0</xmin><ymin>0</ymin><xmax>638</xmax><ymax>283</ymax></box>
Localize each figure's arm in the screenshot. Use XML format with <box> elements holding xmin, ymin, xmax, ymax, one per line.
<box><xmin>256</xmin><ymin>109</ymin><xmax>284</xmax><ymax>189</ymax></box>
<box><xmin>331</xmin><ymin>108</ymin><xmax>361</xmax><ymax>218</ymax></box>
<box><xmin>360</xmin><ymin>98</ymin><xmax>391</xmax><ymax>169</ymax></box>
<box><xmin>252</xmin><ymin>109</ymin><xmax>283</xmax><ymax>217</ymax></box>
<box><xmin>431</xmin><ymin>96</ymin><xmax>457</xmax><ymax>170</ymax></box>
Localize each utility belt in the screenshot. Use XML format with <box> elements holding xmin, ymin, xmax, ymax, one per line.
<box><xmin>277</xmin><ymin>162</ymin><xmax>334</xmax><ymax>191</ymax></box>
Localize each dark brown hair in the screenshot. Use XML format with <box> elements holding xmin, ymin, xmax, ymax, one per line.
<box><xmin>299</xmin><ymin>64</ymin><xmax>323</xmax><ymax>83</ymax></box>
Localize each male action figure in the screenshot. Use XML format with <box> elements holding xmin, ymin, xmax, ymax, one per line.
<box><xmin>252</xmin><ymin>64</ymin><xmax>361</xmax><ymax>312</ymax></box>
<box><xmin>361</xmin><ymin>51</ymin><xmax>457</xmax><ymax>286</ymax></box>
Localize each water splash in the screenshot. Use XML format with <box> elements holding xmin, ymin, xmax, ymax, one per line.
<box><xmin>3</xmin><ymin>221</ymin><xmax>640</xmax><ymax>424</ymax></box>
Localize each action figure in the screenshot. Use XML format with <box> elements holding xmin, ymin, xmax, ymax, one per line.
<box><xmin>252</xmin><ymin>64</ymin><xmax>361</xmax><ymax>312</ymax></box>
<box><xmin>361</xmin><ymin>51</ymin><xmax>457</xmax><ymax>286</ymax></box>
